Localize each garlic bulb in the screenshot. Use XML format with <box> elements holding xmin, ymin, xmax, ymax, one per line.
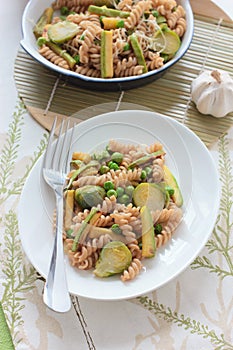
<box><xmin>191</xmin><ymin>69</ymin><xmax>233</xmax><ymax>118</ymax></box>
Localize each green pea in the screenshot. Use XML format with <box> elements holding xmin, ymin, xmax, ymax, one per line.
<box><xmin>160</xmin><ymin>23</ymin><xmax>169</xmax><ymax>32</ymax></box>
<box><xmin>66</xmin><ymin>229</ymin><xmax>74</xmax><ymax>239</ymax></box>
<box><xmin>161</xmin><ymin>53</ymin><xmax>170</xmax><ymax>62</ymax></box>
<box><xmin>101</xmin><ymin>149</ymin><xmax>110</xmax><ymax>159</ymax></box>
<box><xmin>100</xmin><ymin>165</ymin><xmax>109</xmax><ymax>174</ymax></box>
<box><xmin>60</xmin><ymin>6</ymin><xmax>69</xmax><ymax>15</ymax></box>
<box><xmin>116</xmin><ymin>186</ymin><xmax>124</xmax><ymax>197</ymax></box>
<box><xmin>152</xmin><ymin>10</ymin><xmax>159</xmax><ymax>17</ymax></box>
<box><xmin>155</xmin><ymin>223</ymin><xmax>162</xmax><ymax>235</ymax></box>
<box><xmin>165</xmin><ymin>186</ymin><xmax>175</xmax><ymax>196</ymax></box>
<box><xmin>118</xmin><ymin>194</ymin><xmax>130</xmax><ymax>205</ymax></box>
<box><xmin>111</xmin><ymin>152</ymin><xmax>123</xmax><ymax>165</ymax></box>
<box><xmin>73</xmin><ymin>55</ymin><xmax>80</xmax><ymax>64</ymax></box>
<box><xmin>37</xmin><ymin>37</ymin><xmax>47</xmax><ymax>47</ymax></box>
<box><xmin>111</xmin><ymin>224</ymin><xmax>122</xmax><ymax>235</ymax></box>
<box><xmin>116</xmin><ymin>20</ymin><xmax>124</xmax><ymax>28</ymax></box>
<box><xmin>94</xmin><ymin>150</ymin><xmax>110</xmax><ymax>162</ymax></box>
<box><xmin>140</xmin><ymin>170</ymin><xmax>147</xmax><ymax>180</ymax></box>
<box><xmin>157</xmin><ymin>15</ymin><xmax>166</xmax><ymax>24</ymax></box>
<box><xmin>125</xmin><ymin>185</ymin><xmax>134</xmax><ymax>196</ymax></box>
<box><xmin>109</xmin><ymin>162</ymin><xmax>119</xmax><ymax>170</ymax></box>
<box><xmin>104</xmin><ymin>181</ymin><xmax>114</xmax><ymax>191</ymax></box>
<box><xmin>123</xmin><ymin>43</ymin><xmax>130</xmax><ymax>51</ymax></box>
<box><xmin>107</xmin><ymin>189</ymin><xmax>117</xmax><ymax>198</ymax></box>
<box><xmin>144</xmin><ymin>166</ymin><xmax>152</xmax><ymax>176</ymax></box>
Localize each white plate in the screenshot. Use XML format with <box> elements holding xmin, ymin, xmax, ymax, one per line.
<box><xmin>18</xmin><ymin>110</ymin><xmax>220</xmax><ymax>300</ymax></box>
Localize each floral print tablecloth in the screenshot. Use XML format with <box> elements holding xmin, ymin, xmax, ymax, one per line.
<box><xmin>0</xmin><ymin>100</ymin><xmax>233</xmax><ymax>350</ymax></box>
<box><xmin>1</xmin><ymin>1</ymin><xmax>233</xmax><ymax>349</ymax></box>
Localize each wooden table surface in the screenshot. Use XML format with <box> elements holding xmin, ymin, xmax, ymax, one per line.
<box><xmin>190</xmin><ymin>0</ymin><xmax>231</xmax><ymax>21</ymax></box>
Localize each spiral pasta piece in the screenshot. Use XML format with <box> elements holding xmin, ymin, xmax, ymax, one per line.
<box><xmin>68</xmin><ymin>0</ymin><xmax>93</xmax><ymax>6</ymax></box>
<box><xmin>146</xmin><ymin>54</ymin><xmax>164</xmax><ymax>70</ymax></box>
<box><xmin>72</xmin><ymin>209</ymin><xmax>90</xmax><ymax>223</ymax></box>
<box><xmin>52</xmin><ymin>0</ymin><xmax>68</xmax><ymax>10</ymax></box>
<box><xmin>110</xmin><ymin>168</ymin><xmax>142</xmax><ymax>187</ymax></box>
<box><xmin>90</xmin><ymin>234</ymin><xmax>112</xmax><ymax>249</ymax></box>
<box><xmin>127</xmin><ymin>242</ymin><xmax>142</xmax><ymax>259</ymax></box>
<box><xmin>110</xmin><ymin>211</ymin><xmax>132</xmax><ymax>225</ymax></box>
<box><xmin>117</xmin><ymin>0</ymin><xmax>133</xmax><ymax>11</ymax></box>
<box><xmin>120</xmin><ymin>224</ymin><xmax>137</xmax><ymax>243</ymax></box>
<box><xmin>129</xmin><ymin>149</ymin><xmax>147</xmax><ymax>161</ymax></box>
<box><xmin>94</xmin><ymin>214</ymin><xmax>114</xmax><ymax>227</ymax></box>
<box><xmin>77</xmin><ymin>253</ymin><xmax>99</xmax><ymax>270</ymax></box>
<box><xmin>63</xmin><ymin>236</ymin><xmax>73</xmax><ymax>249</ymax></box>
<box><xmin>89</xmin><ymin>45</ymin><xmax>101</xmax><ymax>68</ymax></box>
<box><xmin>76</xmin><ymin>65</ymin><xmax>101</xmax><ymax>77</ymax></box>
<box><xmin>114</xmin><ymin>57</ymin><xmax>138</xmax><ymax>76</ymax></box>
<box><xmin>125</xmin><ymin>0</ymin><xmax>147</xmax><ymax>29</ymax></box>
<box><xmin>174</xmin><ymin>17</ymin><xmax>187</xmax><ymax>37</ymax></box>
<box><xmin>121</xmin><ymin>258</ymin><xmax>143</xmax><ymax>281</ymax></box>
<box><xmin>67</xmin><ymin>0</ymin><xmax>93</xmax><ymax>13</ymax></box>
<box><xmin>156</xmin><ymin>231</ymin><xmax>172</xmax><ymax>248</ymax></box>
<box><xmin>108</xmin><ymin>139</ymin><xmax>138</xmax><ymax>153</ymax></box>
<box><xmin>66</xmin><ymin>13</ymin><xmax>87</xmax><ymax>24</ymax></box>
<box><xmin>73</xmin><ymin>173</ymin><xmax>109</xmax><ymax>187</ymax></box>
<box><xmin>79</xmin><ymin>25</ymin><xmax>102</xmax><ymax>64</ymax></box>
<box><xmin>151</xmin><ymin>0</ymin><xmax>177</xmax><ymax>11</ymax></box>
<box><xmin>129</xmin><ymin>216</ymin><xmax>142</xmax><ymax>234</ymax></box>
<box><xmin>151</xmin><ymin>161</ymin><xmax>164</xmax><ymax>183</ymax></box>
<box><xmin>161</xmin><ymin>207</ymin><xmax>183</xmax><ymax>234</ymax></box>
<box><xmin>167</xmin><ymin>5</ymin><xmax>186</xmax><ymax>29</ymax></box>
<box><xmin>146</xmin><ymin>142</ymin><xmax>163</xmax><ymax>153</ymax></box>
<box><xmin>96</xmin><ymin>195</ymin><xmax>118</xmax><ymax>214</ymax></box>
<box><xmin>74</xmin><ymin>241</ymin><xmax>97</xmax><ymax>261</ymax></box>
<box><xmin>39</xmin><ymin>46</ymin><xmax>70</xmax><ymax>69</ymax></box>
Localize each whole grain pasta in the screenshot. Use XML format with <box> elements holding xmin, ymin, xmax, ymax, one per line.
<box><xmin>35</xmin><ymin>0</ymin><xmax>186</xmax><ymax>79</ymax></box>
<box><xmin>61</xmin><ymin>139</ymin><xmax>183</xmax><ymax>282</ymax></box>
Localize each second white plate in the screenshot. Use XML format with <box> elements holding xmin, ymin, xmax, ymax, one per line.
<box><xmin>18</xmin><ymin>110</ymin><xmax>220</xmax><ymax>300</ymax></box>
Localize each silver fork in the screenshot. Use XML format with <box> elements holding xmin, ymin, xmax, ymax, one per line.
<box><xmin>42</xmin><ymin>117</ymin><xmax>75</xmax><ymax>312</ymax></box>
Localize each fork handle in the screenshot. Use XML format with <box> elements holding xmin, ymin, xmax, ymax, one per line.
<box><xmin>43</xmin><ymin>188</ymin><xmax>71</xmax><ymax>312</ymax></box>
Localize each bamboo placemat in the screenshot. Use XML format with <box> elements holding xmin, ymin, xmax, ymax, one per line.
<box><xmin>14</xmin><ymin>14</ymin><xmax>233</xmax><ymax>147</ymax></box>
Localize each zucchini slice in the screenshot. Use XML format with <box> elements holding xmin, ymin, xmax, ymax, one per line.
<box><xmin>141</xmin><ymin>206</ymin><xmax>156</xmax><ymax>258</ymax></box>
<box><xmin>101</xmin><ymin>30</ymin><xmax>114</xmax><ymax>78</ymax></box>
<box><xmin>163</xmin><ymin>165</ymin><xmax>183</xmax><ymax>207</ymax></box>
<box><xmin>133</xmin><ymin>183</ymin><xmax>166</xmax><ymax>211</ymax></box>
<box><xmin>48</xmin><ymin>21</ymin><xmax>80</xmax><ymax>44</ymax></box>
<box><xmin>154</xmin><ymin>29</ymin><xmax>181</xmax><ymax>55</ymax></box>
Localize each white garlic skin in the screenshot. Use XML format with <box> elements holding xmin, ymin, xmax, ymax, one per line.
<box><xmin>191</xmin><ymin>69</ymin><xmax>233</xmax><ymax>118</ymax></box>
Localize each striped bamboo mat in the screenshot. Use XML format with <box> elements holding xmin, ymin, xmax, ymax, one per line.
<box><xmin>14</xmin><ymin>15</ymin><xmax>233</xmax><ymax>147</ymax></box>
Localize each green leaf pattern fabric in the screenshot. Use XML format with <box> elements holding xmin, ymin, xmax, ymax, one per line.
<box><xmin>0</xmin><ymin>100</ymin><xmax>233</xmax><ymax>349</ymax></box>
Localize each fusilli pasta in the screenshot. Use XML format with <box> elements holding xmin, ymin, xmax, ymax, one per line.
<box><xmin>35</xmin><ymin>0</ymin><xmax>187</xmax><ymax>79</ymax></box>
<box><xmin>61</xmin><ymin>139</ymin><xmax>183</xmax><ymax>282</ymax></box>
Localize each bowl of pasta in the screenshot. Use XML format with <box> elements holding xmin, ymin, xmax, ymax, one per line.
<box><xmin>21</xmin><ymin>0</ymin><xmax>194</xmax><ymax>90</ymax></box>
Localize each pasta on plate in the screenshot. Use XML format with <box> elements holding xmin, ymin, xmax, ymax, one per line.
<box><xmin>34</xmin><ymin>0</ymin><xmax>187</xmax><ymax>78</ymax></box>
<box><xmin>61</xmin><ymin>139</ymin><xmax>183</xmax><ymax>282</ymax></box>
